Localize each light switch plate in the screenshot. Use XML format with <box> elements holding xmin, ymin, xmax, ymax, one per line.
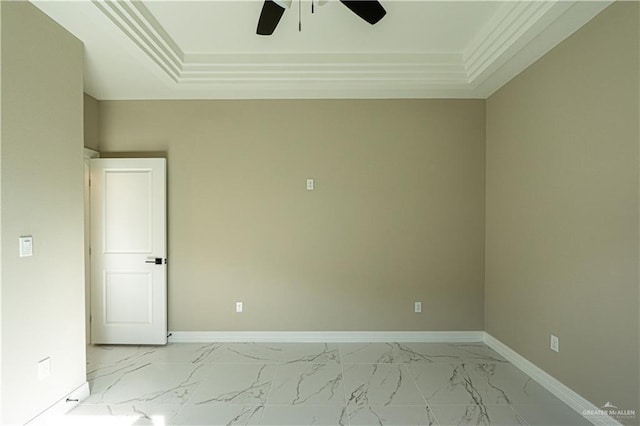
<box><xmin>19</xmin><ymin>236</ymin><xmax>33</xmax><ymax>257</ymax></box>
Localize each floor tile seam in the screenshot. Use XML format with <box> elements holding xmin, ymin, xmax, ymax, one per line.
<box><xmin>191</xmin><ymin>361</ymin><xmax>285</xmax><ymax>365</ymax></box>
<box><xmin>181</xmin><ymin>403</ymin><xmax>268</xmax><ymax>407</ymax></box>
<box><xmin>337</xmin><ymin>343</ymin><xmax>351</xmax><ymax>426</ymax></box>
<box><xmin>178</xmin><ymin>360</ymin><xmax>512</xmax><ymax>365</ymax></box>
<box><xmin>178</xmin><ymin>364</ymin><xmax>210</xmax><ymax>409</ymax></box>
<box><xmin>428</xmin><ymin>403</ymin><xmax>543</xmax><ymax>407</ymax></box>
<box><xmin>347</xmin><ymin>403</ymin><xmax>449</xmax><ymax>407</ymax></box>
<box><xmin>427</xmin><ymin>404</ymin><xmax>531</xmax><ymax>426</ymax></box>
<box><xmin>344</xmin><ymin>403</ymin><xmax>447</xmax><ymax>425</ymax></box>
<box><xmin>502</xmin><ymin>403</ymin><xmax>532</xmax><ymax>425</ymax></box>
<box><xmin>258</xmin><ymin>362</ymin><xmax>280</xmax><ymax>425</ymax></box>
<box><xmin>506</xmin><ymin>401</ymin><xmax>572</xmax><ymax>405</ymax></box>
<box><xmin>399</xmin><ymin>362</ymin><xmax>438</xmax><ymax>425</ymax></box>
<box><xmin>339</xmin><ymin>360</ymin><xmax>504</xmax><ymax>366</ymax></box>
<box><xmin>99</xmin><ymin>402</ymin><xmax>372</xmax><ymax>407</ymax></box>
<box><xmin>173</xmin><ymin>401</ymin><xmax>557</xmax><ymax>408</ymax></box>
<box><xmin>262</xmin><ymin>403</ymin><xmax>350</xmax><ymax>408</ymax></box>
<box><xmin>425</xmin><ymin>401</ymin><xmax>563</xmax><ymax>407</ymax></box>
<box><xmin>168</xmin><ymin>399</ymin><xmax>190</xmax><ymax>425</ymax></box>
<box><xmin>265</xmin><ymin>354</ymin><xmax>348</xmax><ymax>405</ymax></box>
<box><xmin>177</xmin><ymin>402</ymin><xmax>515</xmax><ymax>407</ymax></box>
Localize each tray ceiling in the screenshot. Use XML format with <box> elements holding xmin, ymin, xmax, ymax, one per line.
<box><xmin>31</xmin><ymin>0</ymin><xmax>612</xmax><ymax>100</ymax></box>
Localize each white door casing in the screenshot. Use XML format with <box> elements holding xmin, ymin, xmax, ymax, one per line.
<box><xmin>84</xmin><ymin>148</ymin><xmax>99</xmax><ymax>344</ymax></box>
<box><xmin>90</xmin><ymin>158</ymin><xmax>167</xmax><ymax>345</ymax></box>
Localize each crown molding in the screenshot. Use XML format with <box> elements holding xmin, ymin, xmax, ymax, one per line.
<box><xmin>92</xmin><ymin>0</ymin><xmax>183</xmax><ymax>81</ymax></box>
<box><xmin>87</xmin><ymin>0</ymin><xmax>610</xmax><ymax>99</ymax></box>
<box><xmin>92</xmin><ymin>0</ymin><xmax>471</xmax><ymax>87</ymax></box>
<box><xmin>180</xmin><ymin>52</ymin><xmax>467</xmax><ymax>84</ymax></box>
<box><xmin>472</xmin><ymin>0</ymin><xmax>613</xmax><ymax>97</ymax></box>
<box><xmin>464</xmin><ymin>1</ymin><xmax>571</xmax><ymax>82</ymax></box>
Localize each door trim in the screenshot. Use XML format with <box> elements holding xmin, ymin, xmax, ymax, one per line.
<box><xmin>83</xmin><ymin>148</ymin><xmax>99</xmax><ymax>344</ymax></box>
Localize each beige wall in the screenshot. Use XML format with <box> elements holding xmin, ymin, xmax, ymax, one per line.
<box><xmin>99</xmin><ymin>99</ymin><xmax>486</xmax><ymax>332</ymax></box>
<box><xmin>84</xmin><ymin>93</ymin><xmax>99</xmax><ymax>151</ymax></box>
<box><xmin>0</xmin><ymin>3</ymin><xmax>86</xmax><ymax>424</ymax></box>
<box><xmin>485</xmin><ymin>1</ymin><xmax>639</xmax><ymax>415</ymax></box>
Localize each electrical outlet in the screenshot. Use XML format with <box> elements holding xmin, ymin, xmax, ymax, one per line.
<box><xmin>306</xmin><ymin>178</ymin><xmax>314</xmax><ymax>191</ymax></box>
<box><xmin>38</xmin><ymin>357</ymin><xmax>50</xmax><ymax>380</ymax></box>
<box><xmin>414</xmin><ymin>301</ymin><xmax>422</xmax><ymax>313</ymax></box>
<box><xmin>235</xmin><ymin>301</ymin><xmax>243</xmax><ymax>313</ymax></box>
<box><xmin>550</xmin><ymin>334</ymin><xmax>559</xmax><ymax>352</ymax></box>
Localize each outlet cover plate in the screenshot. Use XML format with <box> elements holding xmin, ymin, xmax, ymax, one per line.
<box><xmin>550</xmin><ymin>334</ymin><xmax>559</xmax><ymax>352</ymax></box>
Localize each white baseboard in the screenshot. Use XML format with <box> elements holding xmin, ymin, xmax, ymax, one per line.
<box><xmin>26</xmin><ymin>382</ymin><xmax>89</xmax><ymax>426</ymax></box>
<box><xmin>168</xmin><ymin>330</ymin><xmax>485</xmax><ymax>343</ymax></box>
<box><xmin>483</xmin><ymin>333</ymin><xmax>622</xmax><ymax>426</ymax></box>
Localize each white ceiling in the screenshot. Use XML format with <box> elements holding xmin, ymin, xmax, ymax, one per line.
<box><xmin>32</xmin><ymin>0</ymin><xmax>612</xmax><ymax>100</ymax></box>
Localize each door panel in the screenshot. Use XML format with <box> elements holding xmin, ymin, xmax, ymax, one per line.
<box><xmin>104</xmin><ymin>272</ymin><xmax>153</xmax><ymax>324</ymax></box>
<box><xmin>90</xmin><ymin>158</ymin><xmax>167</xmax><ymax>345</ymax></box>
<box><xmin>104</xmin><ymin>170</ymin><xmax>153</xmax><ymax>253</ymax></box>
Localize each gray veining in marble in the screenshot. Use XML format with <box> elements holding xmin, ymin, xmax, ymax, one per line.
<box><xmin>431</xmin><ymin>404</ymin><xmax>527</xmax><ymax>426</ymax></box>
<box><xmin>190</xmin><ymin>364</ymin><xmax>276</xmax><ymax>406</ymax></box>
<box><xmin>59</xmin><ymin>342</ymin><xmax>590</xmax><ymax>425</ymax></box>
<box><xmin>173</xmin><ymin>405</ymin><xmax>264</xmax><ymax>426</ymax></box>
<box><xmin>261</xmin><ymin>405</ymin><xmax>349</xmax><ymax>426</ymax></box>
<box><xmin>87</xmin><ymin>362</ymin><xmax>207</xmax><ymax>405</ymax></box>
<box><xmin>348</xmin><ymin>405</ymin><xmax>438</xmax><ymax>426</ymax></box>
<box><xmin>281</xmin><ymin>343</ymin><xmax>340</xmax><ymax>364</ymax></box>
<box><xmin>339</xmin><ymin>342</ymin><xmax>508</xmax><ymax>365</ymax></box>
<box><xmin>407</xmin><ymin>362</ymin><xmax>562</xmax><ymax>407</ymax></box>
<box><xmin>268</xmin><ymin>362</ymin><xmax>344</xmax><ymax>405</ymax></box>
<box><xmin>200</xmin><ymin>343</ymin><xmax>285</xmax><ymax>364</ymax></box>
<box><xmin>343</xmin><ymin>364</ymin><xmax>425</xmax><ymax>408</ymax></box>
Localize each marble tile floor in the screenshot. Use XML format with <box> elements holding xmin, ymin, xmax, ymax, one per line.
<box><xmin>57</xmin><ymin>342</ymin><xmax>592</xmax><ymax>426</ymax></box>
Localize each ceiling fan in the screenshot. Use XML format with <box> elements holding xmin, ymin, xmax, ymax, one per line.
<box><xmin>257</xmin><ymin>0</ymin><xmax>386</xmax><ymax>35</ymax></box>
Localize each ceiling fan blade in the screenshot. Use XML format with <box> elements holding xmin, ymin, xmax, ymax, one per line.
<box><xmin>339</xmin><ymin>0</ymin><xmax>386</xmax><ymax>25</ymax></box>
<box><xmin>257</xmin><ymin>0</ymin><xmax>287</xmax><ymax>35</ymax></box>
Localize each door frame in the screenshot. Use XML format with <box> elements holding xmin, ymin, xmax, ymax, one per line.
<box><xmin>83</xmin><ymin>148</ymin><xmax>99</xmax><ymax>344</ymax></box>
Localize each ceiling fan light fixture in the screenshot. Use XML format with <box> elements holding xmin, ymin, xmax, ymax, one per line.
<box><xmin>273</xmin><ymin>0</ymin><xmax>292</xmax><ymax>10</ymax></box>
<box><xmin>257</xmin><ymin>0</ymin><xmax>386</xmax><ymax>36</ymax></box>
<box><xmin>256</xmin><ymin>0</ymin><xmax>289</xmax><ymax>35</ymax></box>
<box><xmin>339</xmin><ymin>0</ymin><xmax>386</xmax><ymax>25</ymax></box>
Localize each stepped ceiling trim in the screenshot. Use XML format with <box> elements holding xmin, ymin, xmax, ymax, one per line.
<box><xmin>32</xmin><ymin>0</ymin><xmax>612</xmax><ymax>99</ymax></box>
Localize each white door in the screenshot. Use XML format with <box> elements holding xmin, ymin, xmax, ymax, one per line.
<box><xmin>90</xmin><ymin>158</ymin><xmax>167</xmax><ymax>345</ymax></box>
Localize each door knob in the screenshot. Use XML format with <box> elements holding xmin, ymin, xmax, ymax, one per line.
<box><xmin>145</xmin><ymin>257</ymin><xmax>166</xmax><ymax>265</ymax></box>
